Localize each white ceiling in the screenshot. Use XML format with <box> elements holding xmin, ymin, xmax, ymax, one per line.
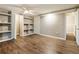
<box><xmin>15</xmin><ymin>4</ymin><xmax>78</xmax><ymax>15</ymax></box>
<box><xmin>0</xmin><ymin>4</ymin><xmax>78</xmax><ymax>15</ymax></box>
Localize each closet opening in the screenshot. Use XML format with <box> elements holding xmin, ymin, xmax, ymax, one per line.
<box><xmin>65</xmin><ymin>12</ymin><xmax>76</xmax><ymax>41</ymax></box>
<box><xmin>15</xmin><ymin>14</ymin><xmax>20</xmax><ymax>37</ymax></box>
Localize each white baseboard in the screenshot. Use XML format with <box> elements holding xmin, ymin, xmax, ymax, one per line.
<box><xmin>0</xmin><ymin>38</ymin><xmax>13</xmax><ymax>42</ymax></box>
<box><xmin>37</xmin><ymin>33</ymin><xmax>66</xmax><ymax>40</ymax></box>
<box><xmin>21</xmin><ymin>33</ymin><xmax>35</xmax><ymax>36</ymax></box>
<box><xmin>20</xmin><ymin>33</ymin><xmax>66</xmax><ymax>40</ymax></box>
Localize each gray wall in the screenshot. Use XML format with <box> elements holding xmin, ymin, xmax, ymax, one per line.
<box><xmin>40</xmin><ymin>13</ymin><xmax>66</xmax><ymax>38</ymax></box>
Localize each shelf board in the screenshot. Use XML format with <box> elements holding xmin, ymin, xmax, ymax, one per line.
<box><xmin>0</xmin><ymin>23</ymin><xmax>11</xmax><ymax>25</ymax></box>
<box><xmin>24</xmin><ymin>23</ymin><xmax>29</xmax><ymax>25</ymax></box>
<box><xmin>24</xmin><ymin>29</ymin><xmax>33</xmax><ymax>31</ymax></box>
<box><xmin>24</xmin><ymin>33</ymin><xmax>34</xmax><ymax>36</ymax></box>
<box><xmin>0</xmin><ymin>37</ymin><xmax>13</xmax><ymax>42</ymax></box>
<box><xmin>24</xmin><ymin>24</ymin><xmax>33</xmax><ymax>25</ymax></box>
<box><xmin>24</xmin><ymin>18</ymin><xmax>32</xmax><ymax>20</ymax></box>
<box><xmin>0</xmin><ymin>12</ymin><xmax>11</xmax><ymax>16</ymax></box>
<box><xmin>0</xmin><ymin>31</ymin><xmax>11</xmax><ymax>33</ymax></box>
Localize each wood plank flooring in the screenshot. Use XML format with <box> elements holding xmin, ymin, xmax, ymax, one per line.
<box><xmin>66</xmin><ymin>33</ymin><xmax>76</xmax><ymax>41</ymax></box>
<box><xmin>0</xmin><ymin>34</ymin><xmax>78</xmax><ymax>54</ymax></box>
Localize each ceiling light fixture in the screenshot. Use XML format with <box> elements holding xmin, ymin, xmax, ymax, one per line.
<box><xmin>24</xmin><ymin>10</ymin><xmax>29</xmax><ymax>14</ymax></box>
<box><xmin>29</xmin><ymin>10</ymin><xmax>33</xmax><ymax>14</ymax></box>
<box><xmin>23</xmin><ymin>7</ymin><xmax>33</xmax><ymax>15</ymax></box>
<box><xmin>24</xmin><ymin>10</ymin><xmax>33</xmax><ymax>15</ymax></box>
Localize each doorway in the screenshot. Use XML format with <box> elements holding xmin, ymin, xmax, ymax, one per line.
<box><xmin>66</xmin><ymin>12</ymin><xmax>76</xmax><ymax>41</ymax></box>
<box><xmin>15</xmin><ymin>14</ymin><xmax>23</xmax><ymax>37</ymax></box>
<box><xmin>16</xmin><ymin>14</ymin><xmax>20</xmax><ymax>36</ymax></box>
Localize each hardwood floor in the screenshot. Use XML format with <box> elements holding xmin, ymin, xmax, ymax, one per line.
<box><xmin>0</xmin><ymin>34</ymin><xmax>78</xmax><ymax>54</ymax></box>
<box><xmin>66</xmin><ymin>33</ymin><xmax>76</xmax><ymax>41</ymax></box>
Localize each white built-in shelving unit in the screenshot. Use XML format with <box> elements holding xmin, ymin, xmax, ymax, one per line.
<box><xmin>0</xmin><ymin>9</ymin><xmax>13</xmax><ymax>42</ymax></box>
<box><xmin>23</xmin><ymin>16</ymin><xmax>34</xmax><ymax>36</ymax></box>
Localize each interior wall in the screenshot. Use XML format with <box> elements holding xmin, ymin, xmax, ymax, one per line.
<box><xmin>66</xmin><ymin>12</ymin><xmax>76</xmax><ymax>35</ymax></box>
<box><xmin>39</xmin><ymin>13</ymin><xmax>66</xmax><ymax>39</ymax></box>
<box><xmin>75</xmin><ymin>9</ymin><xmax>79</xmax><ymax>45</ymax></box>
<box><xmin>34</xmin><ymin>16</ymin><xmax>40</xmax><ymax>34</ymax></box>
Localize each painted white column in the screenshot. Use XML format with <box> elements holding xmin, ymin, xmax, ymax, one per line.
<box><xmin>11</xmin><ymin>12</ymin><xmax>16</xmax><ymax>39</ymax></box>
<box><xmin>19</xmin><ymin>15</ymin><xmax>24</xmax><ymax>36</ymax></box>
